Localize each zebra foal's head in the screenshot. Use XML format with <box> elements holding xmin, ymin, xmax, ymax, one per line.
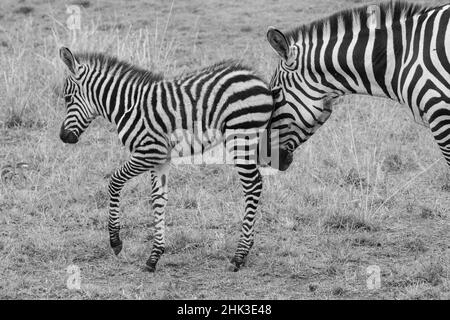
<box><xmin>59</xmin><ymin>47</ymin><xmax>96</xmax><ymax>144</ymax></box>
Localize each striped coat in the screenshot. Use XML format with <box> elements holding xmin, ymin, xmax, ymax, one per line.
<box><xmin>59</xmin><ymin>47</ymin><xmax>274</xmax><ymax>272</ymax></box>
<box><xmin>266</xmin><ymin>1</ymin><xmax>450</xmax><ymax>170</ymax></box>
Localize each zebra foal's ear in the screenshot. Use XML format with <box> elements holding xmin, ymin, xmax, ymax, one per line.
<box><xmin>59</xmin><ymin>47</ymin><xmax>80</xmax><ymax>76</ymax></box>
<box><xmin>267</xmin><ymin>27</ymin><xmax>290</xmax><ymax>61</ymax></box>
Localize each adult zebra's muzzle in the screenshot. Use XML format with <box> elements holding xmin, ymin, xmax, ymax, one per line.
<box><xmin>59</xmin><ymin>124</ymin><xmax>78</xmax><ymax>144</ymax></box>
<box><xmin>258</xmin><ymin>128</ymin><xmax>294</xmax><ymax>171</ymax></box>
<box><xmin>278</xmin><ymin>148</ymin><xmax>293</xmax><ymax>171</ymax></box>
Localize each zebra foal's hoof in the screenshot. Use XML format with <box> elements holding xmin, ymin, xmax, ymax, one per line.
<box><xmin>111</xmin><ymin>242</ymin><xmax>123</xmax><ymax>256</ymax></box>
<box><xmin>227</xmin><ymin>263</ymin><xmax>240</xmax><ymax>272</ymax></box>
<box><xmin>143</xmin><ymin>265</ymin><xmax>156</xmax><ymax>273</ymax></box>
<box><xmin>144</xmin><ymin>261</ymin><xmax>156</xmax><ymax>273</ymax></box>
<box><xmin>227</xmin><ymin>257</ymin><xmax>244</xmax><ymax>272</ymax></box>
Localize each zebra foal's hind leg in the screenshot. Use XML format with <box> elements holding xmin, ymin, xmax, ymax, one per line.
<box><xmin>144</xmin><ymin>162</ymin><xmax>169</xmax><ymax>272</ymax></box>
<box><xmin>108</xmin><ymin>156</ymin><xmax>151</xmax><ymax>255</ymax></box>
<box><xmin>230</xmin><ymin>163</ymin><xmax>262</xmax><ymax>271</ymax></box>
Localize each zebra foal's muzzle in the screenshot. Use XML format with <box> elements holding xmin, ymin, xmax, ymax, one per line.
<box><xmin>59</xmin><ymin>123</ymin><xmax>78</xmax><ymax>144</ymax></box>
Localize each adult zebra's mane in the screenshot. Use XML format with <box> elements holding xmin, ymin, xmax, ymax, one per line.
<box><xmin>284</xmin><ymin>1</ymin><xmax>435</xmax><ymax>43</ymax></box>
<box><xmin>74</xmin><ymin>52</ymin><xmax>164</xmax><ymax>84</ymax></box>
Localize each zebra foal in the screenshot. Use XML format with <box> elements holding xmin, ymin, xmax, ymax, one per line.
<box><xmin>58</xmin><ymin>47</ymin><xmax>274</xmax><ymax>272</ymax></box>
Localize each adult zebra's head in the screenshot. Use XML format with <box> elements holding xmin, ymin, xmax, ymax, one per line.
<box><xmin>267</xmin><ymin>27</ymin><xmax>332</xmax><ymax>171</ymax></box>
<box><xmin>59</xmin><ymin>47</ymin><xmax>96</xmax><ymax>144</ymax></box>
<box><xmin>266</xmin><ymin>27</ymin><xmax>304</xmax><ymax>163</ymax></box>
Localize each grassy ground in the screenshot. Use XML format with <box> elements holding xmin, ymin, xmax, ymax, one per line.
<box><xmin>0</xmin><ymin>0</ymin><xmax>449</xmax><ymax>299</ymax></box>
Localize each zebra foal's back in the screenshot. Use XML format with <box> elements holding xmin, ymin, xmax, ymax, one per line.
<box><xmin>141</xmin><ymin>61</ymin><xmax>274</xmax><ymax>163</ymax></box>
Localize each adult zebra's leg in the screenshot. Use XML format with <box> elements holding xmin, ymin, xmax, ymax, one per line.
<box><xmin>230</xmin><ymin>163</ymin><xmax>262</xmax><ymax>271</ymax></box>
<box><xmin>145</xmin><ymin>162</ymin><xmax>169</xmax><ymax>272</ymax></box>
<box><xmin>427</xmin><ymin>103</ymin><xmax>450</xmax><ymax>166</ymax></box>
<box><xmin>108</xmin><ymin>156</ymin><xmax>151</xmax><ymax>255</ymax></box>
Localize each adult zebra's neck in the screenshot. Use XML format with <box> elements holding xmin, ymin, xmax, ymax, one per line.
<box><xmin>292</xmin><ymin>2</ymin><xmax>444</xmax><ymax>105</ymax></box>
<box><xmin>297</xmin><ymin>15</ymin><xmax>403</xmax><ymax>102</ymax></box>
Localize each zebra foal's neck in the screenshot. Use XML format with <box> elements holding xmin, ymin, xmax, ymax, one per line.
<box><xmin>73</xmin><ymin>53</ymin><xmax>163</xmax><ymax>126</ymax></box>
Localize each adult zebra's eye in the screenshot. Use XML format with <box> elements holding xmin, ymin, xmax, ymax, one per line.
<box><xmin>283</xmin><ymin>58</ymin><xmax>297</xmax><ymax>70</ymax></box>
<box><xmin>64</xmin><ymin>95</ymin><xmax>73</xmax><ymax>104</ymax></box>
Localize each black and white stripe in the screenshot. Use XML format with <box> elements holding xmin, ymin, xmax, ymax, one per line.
<box><xmin>58</xmin><ymin>47</ymin><xmax>273</xmax><ymax>272</ymax></box>
<box><xmin>266</xmin><ymin>1</ymin><xmax>450</xmax><ymax>170</ymax></box>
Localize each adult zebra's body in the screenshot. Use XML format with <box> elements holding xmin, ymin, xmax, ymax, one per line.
<box><xmin>58</xmin><ymin>47</ymin><xmax>273</xmax><ymax>271</ymax></box>
<box><xmin>266</xmin><ymin>1</ymin><xmax>450</xmax><ymax>170</ymax></box>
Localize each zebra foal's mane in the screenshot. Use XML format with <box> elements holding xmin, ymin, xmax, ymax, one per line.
<box><xmin>71</xmin><ymin>53</ymin><xmax>260</xmax><ymax>84</ymax></box>
<box><xmin>74</xmin><ymin>52</ymin><xmax>164</xmax><ymax>84</ymax></box>
<box><xmin>285</xmin><ymin>1</ymin><xmax>436</xmax><ymax>43</ymax></box>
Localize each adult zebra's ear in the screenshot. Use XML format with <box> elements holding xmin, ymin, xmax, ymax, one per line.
<box><xmin>59</xmin><ymin>47</ymin><xmax>81</xmax><ymax>76</ymax></box>
<box><xmin>267</xmin><ymin>27</ymin><xmax>290</xmax><ymax>61</ymax></box>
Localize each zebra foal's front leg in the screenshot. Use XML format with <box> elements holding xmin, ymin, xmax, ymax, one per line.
<box><xmin>108</xmin><ymin>156</ymin><xmax>151</xmax><ymax>255</ymax></box>
<box><xmin>230</xmin><ymin>164</ymin><xmax>262</xmax><ymax>271</ymax></box>
<box><xmin>144</xmin><ymin>163</ymin><xmax>169</xmax><ymax>272</ymax></box>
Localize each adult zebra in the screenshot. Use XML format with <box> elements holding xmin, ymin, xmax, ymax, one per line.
<box><xmin>58</xmin><ymin>47</ymin><xmax>274</xmax><ymax>272</ymax></box>
<box><xmin>266</xmin><ymin>1</ymin><xmax>450</xmax><ymax>170</ymax></box>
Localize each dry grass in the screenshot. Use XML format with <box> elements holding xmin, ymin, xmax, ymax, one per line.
<box><xmin>0</xmin><ymin>0</ymin><xmax>449</xmax><ymax>299</ymax></box>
